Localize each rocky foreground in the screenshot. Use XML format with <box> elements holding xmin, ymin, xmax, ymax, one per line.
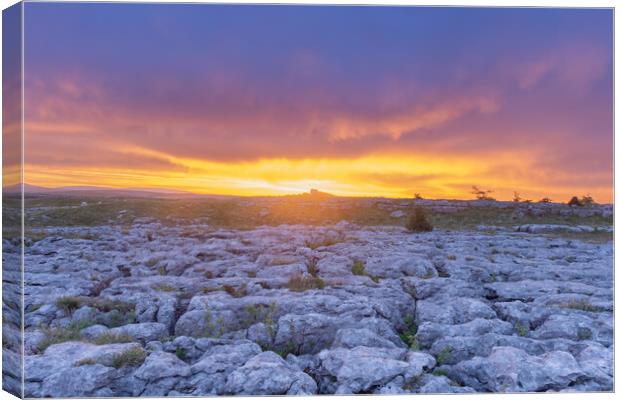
<box><xmin>3</xmin><ymin>219</ymin><xmax>614</xmax><ymax>396</ymax></box>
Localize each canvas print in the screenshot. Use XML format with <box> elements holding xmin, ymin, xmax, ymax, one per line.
<box><xmin>2</xmin><ymin>2</ymin><xmax>614</xmax><ymax>397</ymax></box>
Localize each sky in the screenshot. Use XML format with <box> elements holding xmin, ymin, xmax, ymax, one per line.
<box><xmin>22</xmin><ymin>4</ymin><xmax>613</xmax><ymax>201</ymax></box>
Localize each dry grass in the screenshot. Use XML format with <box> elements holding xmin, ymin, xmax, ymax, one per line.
<box><xmin>17</xmin><ymin>194</ymin><xmax>612</xmax><ymax>232</ymax></box>
<box><xmin>287</xmin><ymin>275</ymin><xmax>325</xmax><ymax>292</ymax></box>
<box><xmin>559</xmin><ymin>299</ymin><xmax>603</xmax><ymax>312</ymax></box>
<box><xmin>111</xmin><ymin>347</ymin><xmax>146</xmax><ymax>368</ymax></box>
<box><xmin>91</xmin><ymin>332</ymin><xmax>134</xmax><ymax>345</ymax></box>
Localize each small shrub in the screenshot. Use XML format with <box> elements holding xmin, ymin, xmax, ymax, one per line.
<box><xmin>432</xmin><ymin>369</ymin><xmax>449</xmax><ymax>377</ymax></box>
<box><xmin>581</xmin><ymin>195</ymin><xmax>595</xmax><ymax>205</ymax></box>
<box><xmin>90</xmin><ymin>277</ymin><xmax>114</xmax><ymax>296</ymax></box>
<box><xmin>399</xmin><ymin>315</ymin><xmax>419</xmax><ymax>349</ymax></box>
<box><xmin>223</xmin><ymin>284</ymin><xmax>248</xmax><ymax>298</ymax></box>
<box><xmin>471</xmin><ymin>186</ymin><xmax>495</xmax><ymax>201</ymax></box>
<box><xmin>514</xmin><ymin>322</ymin><xmax>528</xmax><ymax>337</ymax></box>
<box><xmin>399</xmin><ymin>330</ymin><xmax>419</xmax><ymax>350</ymax></box>
<box><xmin>350</xmin><ymin>260</ymin><xmax>381</xmax><ymax>282</ymax></box>
<box><xmin>287</xmin><ymin>275</ymin><xmax>325</xmax><ymax>292</ymax></box>
<box><xmin>275</xmin><ymin>341</ymin><xmax>297</xmax><ymax>358</ymax></box>
<box><xmin>56</xmin><ymin>296</ymin><xmax>81</xmax><ymax>316</ymax></box>
<box><xmin>406</xmin><ymin>207</ymin><xmax>433</xmax><ymax>233</ymax></box>
<box><xmin>156</xmin><ymin>266</ymin><xmax>167</xmax><ymax>275</ymax></box>
<box><xmin>351</xmin><ymin>260</ymin><xmax>366</xmax><ymax>276</ymax></box>
<box><xmin>203</xmin><ymin>308</ymin><xmax>226</xmax><ymax>337</ymax></box>
<box><xmin>568</xmin><ymin>196</ymin><xmax>583</xmax><ymax>207</ymax></box>
<box><xmin>304</xmin><ymin>235</ymin><xmax>343</xmax><ymax>250</ymax></box>
<box><xmin>247</xmin><ymin>270</ymin><xmax>257</xmax><ymax>278</ymax></box>
<box><xmin>306</xmin><ymin>258</ymin><xmax>319</xmax><ymax>277</ymax></box>
<box><xmin>241</xmin><ymin>302</ymin><xmax>278</xmax><ymax>331</ymax></box>
<box><xmin>111</xmin><ymin>347</ymin><xmax>146</xmax><ymax>368</ymax></box>
<box><xmin>106</xmin><ymin>310</ymin><xmax>125</xmax><ymax>328</ymax></box>
<box><xmin>539</xmin><ymin>197</ymin><xmax>552</xmax><ymax>203</ymax></box>
<box><xmin>175</xmin><ymin>347</ymin><xmax>187</xmax><ymax>361</ymax></box>
<box><xmin>436</xmin><ymin>346</ymin><xmax>453</xmax><ymax>365</ymax></box>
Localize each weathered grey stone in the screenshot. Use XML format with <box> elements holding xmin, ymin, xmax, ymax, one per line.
<box><xmin>418</xmin><ymin>374</ymin><xmax>476</xmax><ymax>393</ymax></box>
<box><xmin>72</xmin><ymin>306</ymin><xmax>98</xmax><ymax>323</ymax></box>
<box><xmin>450</xmin><ymin>346</ymin><xmax>586</xmax><ymax>392</ymax></box>
<box><xmin>80</xmin><ymin>324</ymin><xmax>110</xmax><ymax>340</ymax></box>
<box><xmin>38</xmin><ymin>365</ymin><xmax>119</xmax><ymax>397</ymax></box>
<box><xmin>224</xmin><ymin>351</ymin><xmax>317</xmax><ymax>395</ymax></box>
<box><xmin>332</xmin><ymin>328</ymin><xmax>397</xmax><ymax>349</ymax></box>
<box><xmin>108</xmin><ymin>322</ymin><xmax>168</xmax><ymax>344</ymax></box>
<box><xmin>18</xmin><ymin>214</ymin><xmax>613</xmax><ymax>395</ymax></box>
<box><xmin>133</xmin><ymin>351</ymin><xmax>191</xmax><ymax>396</ymax></box>
<box><xmin>317</xmin><ymin>346</ymin><xmax>408</xmax><ymax>393</ymax></box>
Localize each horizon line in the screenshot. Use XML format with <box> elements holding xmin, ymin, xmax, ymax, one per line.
<box><xmin>4</xmin><ymin>182</ymin><xmax>613</xmax><ymax>205</ymax></box>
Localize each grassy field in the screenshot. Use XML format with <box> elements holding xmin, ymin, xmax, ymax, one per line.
<box><xmin>1</xmin><ymin>194</ymin><xmax>613</xmax><ymax>242</ymax></box>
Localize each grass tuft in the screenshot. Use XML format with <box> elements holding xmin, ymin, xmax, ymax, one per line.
<box><xmin>111</xmin><ymin>347</ymin><xmax>146</xmax><ymax>369</ymax></box>
<box><xmin>514</xmin><ymin>322</ymin><xmax>528</xmax><ymax>337</ymax></box>
<box><xmin>91</xmin><ymin>332</ymin><xmax>134</xmax><ymax>345</ymax></box>
<box><xmin>287</xmin><ymin>275</ymin><xmax>325</xmax><ymax>292</ymax></box>
<box><xmin>75</xmin><ymin>358</ymin><xmax>97</xmax><ymax>366</ymax></box>
<box><xmin>399</xmin><ymin>314</ymin><xmax>419</xmax><ymax>350</ymax></box>
<box><xmin>39</xmin><ymin>326</ymin><xmax>83</xmax><ymax>351</ymax></box>
<box><xmin>559</xmin><ymin>299</ymin><xmax>602</xmax><ymax>312</ymax></box>
<box><xmin>351</xmin><ymin>260</ymin><xmax>381</xmax><ymax>282</ymax></box>
<box><xmin>223</xmin><ymin>284</ymin><xmax>248</xmax><ymax>298</ymax></box>
<box><xmin>436</xmin><ymin>346</ymin><xmax>453</xmax><ymax>365</ymax></box>
<box><xmin>55</xmin><ymin>296</ymin><xmax>81</xmax><ymax>316</ymax></box>
<box><xmin>151</xmin><ymin>283</ymin><xmax>175</xmax><ymax>292</ymax></box>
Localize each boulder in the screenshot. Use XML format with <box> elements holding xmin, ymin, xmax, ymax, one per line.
<box><xmin>109</xmin><ymin>323</ymin><xmax>168</xmax><ymax>343</ymax></box>
<box><xmin>449</xmin><ymin>346</ymin><xmax>586</xmax><ymax>392</ymax></box>
<box><xmin>224</xmin><ymin>352</ymin><xmax>317</xmax><ymax>395</ymax></box>
<box><xmin>133</xmin><ymin>351</ymin><xmax>191</xmax><ymax>396</ymax></box>
<box><xmin>332</xmin><ymin>328</ymin><xmax>398</xmax><ymax>349</ymax></box>
<box><xmin>316</xmin><ymin>346</ymin><xmax>408</xmax><ymax>393</ymax></box>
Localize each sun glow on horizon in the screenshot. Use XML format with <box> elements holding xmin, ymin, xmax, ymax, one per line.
<box><xmin>23</xmin><ymin>146</ymin><xmax>613</xmax><ymax>203</ymax></box>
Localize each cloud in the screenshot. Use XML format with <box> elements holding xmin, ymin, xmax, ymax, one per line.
<box><xmin>515</xmin><ymin>42</ymin><xmax>610</xmax><ymax>90</ymax></box>
<box><xmin>20</xmin><ymin>5</ymin><xmax>612</xmax><ymax>201</ymax></box>
<box><xmin>326</xmin><ymin>96</ymin><xmax>499</xmax><ymax>141</ymax></box>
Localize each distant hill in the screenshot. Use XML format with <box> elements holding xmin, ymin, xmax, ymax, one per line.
<box><xmin>300</xmin><ymin>188</ymin><xmax>335</xmax><ymax>199</ymax></box>
<box><xmin>2</xmin><ymin>184</ymin><xmax>224</xmax><ymax>199</ymax></box>
<box><xmin>4</xmin><ymin>184</ymin><xmax>341</xmax><ymax>200</ymax></box>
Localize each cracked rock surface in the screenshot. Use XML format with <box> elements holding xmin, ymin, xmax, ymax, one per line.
<box><xmin>6</xmin><ymin>218</ymin><xmax>613</xmax><ymax>395</ymax></box>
